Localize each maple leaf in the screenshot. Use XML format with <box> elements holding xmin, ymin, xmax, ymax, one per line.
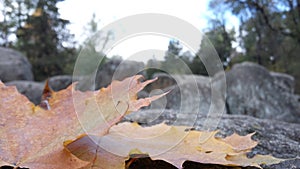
<box><xmin>65</xmin><ymin>122</ymin><xmax>285</xmax><ymax>169</ymax></box>
<box><xmin>0</xmin><ymin>75</ymin><xmax>165</xmax><ymax>168</ymax></box>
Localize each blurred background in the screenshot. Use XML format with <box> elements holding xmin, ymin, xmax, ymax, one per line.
<box><xmin>0</xmin><ymin>0</ymin><xmax>300</xmax><ymax>93</ymax></box>
<box><xmin>0</xmin><ymin>0</ymin><xmax>299</xmax><ymax>94</ymax></box>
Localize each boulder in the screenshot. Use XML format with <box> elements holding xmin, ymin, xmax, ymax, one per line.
<box><xmin>164</xmin><ymin>74</ymin><xmax>212</xmax><ymax>114</ymax></box>
<box><xmin>0</xmin><ymin>47</ymin><xmax>33</xmax><ymax>82</ymax></box>
<box><xmin>148</xmin><ymin>73</ymin><xmax>224</xmax><ymax>119</ymax></box>
<box><xmin>270</xmin><ymin>71</ymin><xmax>295</xmax><ymax>93</ymax></box>
<box><xmin>5</xmin><ymin>80</ymin><xmax>44</xmax><ymax>105</ymax></box>
<box><xmin>147</xmin><ymin>73</ymin><xmax>177</xmax><ymax>92</ymax></box>
<box><xmin>5</xmin><ymin>76</ymin><xmax>90</xmax><ymax>104</ymax></box>
<box><xmin>124</xmin><ymin>110</ymin><xmax>300</xmax><ymax>169</ymax></box>
<box><xmin>155</xmin><ymin>62</ymin><xmax>300</xmax><ymax>123</ymax></box>
<box><xmin>226</xmin><ymin>62</ymin><xmax>300</xmax><ymax>123</ymax></box>
<box><xmin>48</xmin><ymin>75</ymin><xmax>73</xmax><ymax>91</ymax></box>
<box><xmin>95</xmin><ymin>59</ymin><xmax>145</xmax><ymax>89</ymax></box>
<box><xmin>48</xmin><ymin>75</ymin><xmax>87</xmax><ymax>91</ymax></box>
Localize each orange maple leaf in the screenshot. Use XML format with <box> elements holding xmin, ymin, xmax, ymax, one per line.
<box><xmin>65</xmin><ymin>122</ymin><xmax>284</xmax><ymax>169</ymax></box>
<box><xmin>0</xmin><ymin>75</ymin><xmax>165</xmax><ymax>168</ymax></box>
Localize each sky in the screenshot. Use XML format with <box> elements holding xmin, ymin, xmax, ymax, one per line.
<box><xmin>0</xmin><ymin>0</ymin><xmax>240</xmax><ymax>59</ymax></box>
<box><xmin>57</xmin><ymin>0</ymin><xmax>239</xmax><ymax>59</ymax></box>
<box><xmin>57</xmin><ymin>0</ymin><xmax>211</xmax><ymax>39</ymax></box>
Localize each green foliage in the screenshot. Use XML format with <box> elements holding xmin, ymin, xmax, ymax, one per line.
<box><xmin>0</xmin><ymin>0</ymin><xmax>76</xmax><ymax>80</ymax></box>
<box><xmin>189</xmin><ymin>55</ymin><xmax>208</xmax><ymax>76</ymax></box>
<box><xmin>161</xmin><ymin>40</ymin><xmax>185</xmax><ymax>74</ymax></box>
<box><xmin>161</xmin><ymin>40</ymin><xmax>195</xmax><ymax>75</ymax></box>
<box><xmin>0</xmin><ymin>0</ymin><xmax>35</xmax><ymax>47</ymax></box>
<box><xmin>75</xmin><ymin>13</ymin><xmax>113</xmax><ymax>75</ymax></box>
<box><xmin>17</xmin><ymin>0</ymin><xmax>76</xmax><ymax>80</ymax></box>
<box><xmin>209</xmin><ymin>0</ymin><xmax>300</xmax><ymax>93</ymax></box>
<box><xmin>154</xmin><ymin>39</ymin><xmax>209</xmax><ymax>76</ymax></box>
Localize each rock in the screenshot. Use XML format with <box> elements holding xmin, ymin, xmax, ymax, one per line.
<box><xmin>5</xmin><ymin>80</ymin><xmax>44</xmax><ymax>104</ymax></box>
<box><xmin>123</xmin><ymin>109</ymin><xmax>177</xmax><ymax>125</ymax></box>
<box><xmin>48</xmin><ymin>75</ymin><xmax>86</xmax><ymax>91</ymax></box>
<box><xmin>5</xmin><ymin>76</ymin><xmax>90</xmax><ymax>104</ymax></box>
<box><xmin>154</xmin><ymin>62</ymin><xmax>300</xmax><ymax>123</ymax></box>
<box><xmin>0</xmin><ymin>47</ymin><xmax>34</xmax><ymax>82</ymax></box>
<box><xmin>270</xmin><ymin>71</ymin><xmax>295</xmax><ymax>93</ymax></box>
<box><xmin>164</xmin><ymin>74</ymin><xmax>212</xmax><ymax>114</ymax></box>
<box><xmin>149</xmin><ymin>73</ymin><xmax>224</xmax><ymax>119</ymax></box>
<box><xmin>95</xmin><ymin>59</ymin><xmax>145</xmax><ymax>89</ymax></box>
<box><xmin>147</xmin><ymin>73</ymin><xmax>177</xmax><ymax>92</ymax></box>
<box><xmin>137</xmin><ymin>90</ymin><xmax>149</xmax><ymax>99</ymax></box>
<box><xmin>48</xmin><ymin>75</ymin><xmax>73</xmax><ymax>91</ymax></box>
<box><xmin>123</xmin><ymin>110</ymin><xmax>300</xmax><ymax>168</ymax></box>
<box><xmin>226</xmin><ymin>62</ymin><xmax>300</xmax><ymax>123</ymax></box>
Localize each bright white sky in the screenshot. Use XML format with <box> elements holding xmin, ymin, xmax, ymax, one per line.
<box><xmin>57</xmin><ymin>0</ymin><xmax>211</xmax><ymax>39</ymax></box>
<box><xmin>57</xmin><ymin>0</ymin><xmax>238</xmax><ymax>59</ymax></box>
<box><xmin>0</xmin><ymin>0</ymin><xmax>239</xmax><ymax>59</ymax></box>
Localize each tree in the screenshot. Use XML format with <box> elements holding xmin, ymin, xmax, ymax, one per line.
<box><xmin>0</xmin><ymin>0</ymin><xmax>76</xmax><ymax>80</ymax></box>
<box><xmin>210</xmin><ymin>0</ymin><xmax>300</xmax><ymax>39</ymax></box>
<box><xmin>209</xmin><ymin>0</ymin><xmax>300</xmax><ymax>65</ymax></box>
<box><xmin>209</xmin><ymin>0</ymin><xmax>300</xmax><ymax>93</ymax></box>
<box><xmin>76</xmin><ymin>13</ymin><xmax>113</xmax><ymax>75</ymax></box>
<box><xmin>204</xmin><ymin>18</ymin><xmax>236</xmax><ymax>68</ymax></box>
<box><xmin>161</xmin><ymin>39</ymin><xmax>190</xmax><ymax>74</ymax></box>
<box><xmin>0</xmin><ymin>0</ymin><xmax>35</xmax><ymax>47</ymax></box>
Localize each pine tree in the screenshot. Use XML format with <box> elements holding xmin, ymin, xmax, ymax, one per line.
<box><xmin>16</xmin><ymin>0</ymin><xmax>76</xmax><ymax>80</ymax></box>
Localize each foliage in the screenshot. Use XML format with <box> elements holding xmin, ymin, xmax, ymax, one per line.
<box><xmin>0</xmin><ymin>75</ymin><xmax>166</xmax><ymax>168</ymax></box>
<box><xmin>209</xmin><ymin>0</ymin><xmax>300</xmax><ymax>93</ymax></box>
<box><xmin>161</xmin><ymin>39</ymin><xmax>188</xmax><ymax>74</ymax></box>
<box><xmin>0</xmin><ymin>0</ymin><xmax>76</xmax><ymax>80</ymax></box>
<box><xmin>160</xmin><ymin>39</ymin><xmax>208</xmax><ymax>76</ymax></box>
<box><xmin>0</xmin><ymin>75</ymin><xmax>285</xmax><ymax>168</ymax></box>
<box><xmin>0</xmin><ymin>0</ymin><xmax>35</xmax><ymax>47</ymax></box>
<box><xmin>74</xmin><ymin>13</ymin><xmax>114</xmax><ymax>76</ymax></box>
<box><xmin>204</xmin><ymin>20</ymin><xmax>235</xmax><ymax>67</ymax></box>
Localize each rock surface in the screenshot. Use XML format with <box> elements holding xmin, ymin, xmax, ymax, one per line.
<box><xmin>124</xmin><ymin>109</ymin><xmax>300</xmax><ymax>169</ymax></box>
<box><xmin>5</xmin><ymin>76</ymin><xmax>87</xmax><ymax>104</ymax></box>
<box><xmin>150</xmin><ymin>62</ymin><xmax>300</xmax><ymax>123</ymax></box>
<box><xmin>48</xmin><ymin>75</ymin><xmax>73</xmax><ymax>91</ymax></box>
<box><xmin>0</xmin><ymin>47</ymin><xmax>34</xmax><ymax>82</ymax></box>
<box><xmin>5</xmin><ymin>80</ymin><xmax>44</xmax><ymax>105</ymax></box>
<box><xmin>226</xmin><ymin>62</ymin><xmax>300</xmax><ymax>123</ymax></box>
<box><xmin>270</xmin><ymin>71</ymin><xmax>295</xmax><ymax>93</ymax></box>
<box><xmin>95</xmin><ymin>59</ymin><xmax>145</xmax><ymax>89</ymax></box>
<box><xmin>164</xmin><ymin>74</ymin><xmax>212</xmax><ymax>114</ymax></box>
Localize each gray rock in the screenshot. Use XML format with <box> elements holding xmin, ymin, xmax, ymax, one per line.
<box><xmin>5</xmin><ymin>76</ymin><xmax>89</xmax><ymax>104</ymax></box>
<box><xmin>123</xmin><ymin>109</ymin><xmax>177</xmax><ymax>125</ymax></box>
<box><xmin>0</xmin><ymin>47</ymin><xmax>34</xmax><ymax>82</ymax></box>
<box><xmin>147</xmin><ymin>73</ymin><xmax>177</xmax><ymax>92</ymax></box>
<box><xmin>5</xmin><ymin>80</ymin><xmax>44</xmax><ymax>104</ymax></box>
<box><xmin>123</xmin><ymin>110</ymin><xmax>300</xmax><ymax>168</ymax></box>
<box><xmin>95</xmin><ymin>59</ymin><xmax>145</xmax><ymax>89</ymax></box>
<box><xmin>155</xmin><ymin>62</ymin><xmax>300</xmax><ymax>123</ymax></box>
<box><xmin>48</xmin><ymin>75</ymin><xmax>86</xmax><ymax>91</ymax></box>
<box><xmin>48</xmin><ymin>75</ymin><xmax>73</xmax><ymax>91</ymax></box>
<box><xmin>150</xmin><ymin>73</ymin><xmax>225</xmax><ymax>120</ymax></box>
<box><xmin>226</xmin><ymin>62</ymin><xmax>300</xmax><ymax>123</ymax></box>
<box><xmin>270</xmin><ymin>71</ymin><xmax>295</xmax><ymax>93</ymax></box>
<box><xmin>164</xmin><ymin>74</ymin><xmax>212</xmax><ymax>114</ymax></box>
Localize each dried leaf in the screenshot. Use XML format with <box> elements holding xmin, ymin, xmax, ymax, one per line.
<box><xmin>66</xmin><ymin>122</ymin><xmax>285</xmax><ymax>169</ymax></box>
<box><xmin>0</xmin><ymin>75</ymin><xmax>163</xmax><ymax>168</ymax></box>
<box><xmin>0</xmin><ymin>81</ymin><xmax>88</xmax><ymax>168</ymax></box>
<box><xmin>221</xmin><ymin>132</ymin><xmax>258</xmax><ymax>153</ymax></box>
